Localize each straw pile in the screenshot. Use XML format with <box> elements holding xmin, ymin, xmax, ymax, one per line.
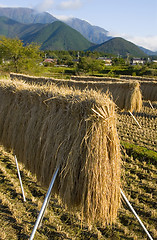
<box><xmin>10</xmin><ymin>73</ymin><xmax>142</xmax><ymax>112</ymax></box>
<box><xmin>0</xmin><ymin>78</ymin><xmax>121</xmax><ymax>226</ymax></box>
<box><xmin>120</xmin><ymin>75</ymin><xmax>157</xmax><ymax>82</ymax></box>
<box><xmin>71</xmin><ymin>75</ymin><xmax>123</xmax><ymax>82</ymax></box>
<box><xmin>140</xmin><ymin>81</ymin><xmax>157</xmax><ymax>101</ymax></box>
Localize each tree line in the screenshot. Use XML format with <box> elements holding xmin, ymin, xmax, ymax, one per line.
<box><xmin>0</xmin><ymin>37</ymin><xmax>157</xmax><ymax>77</ymax></box>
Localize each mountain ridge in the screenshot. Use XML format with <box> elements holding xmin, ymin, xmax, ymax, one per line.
<box><xmin>61</xmin><ymin>17</ymin><xmax>111</xmax><ymax>44</ymax></box>
<box><xmin>88</xmin><ymin>37</ymin><xmax>148</xmax><ymax>57</ymax></box>
<box><xmin>22</xmin><ymin>21</ymin><xmax>94</xmax><ymax>50</ymax></box>
<box><xmin>0</xmin><ymin>7</ymin><xmax>110</xmax><ymax>44</ymax></box>
<box><xmin>0</xmin><ymin>16</ymin><xmax>93</xmax><ymax>51</ymax></box>
<box><xmin>0</xmin><ymin>7</ymin><xmax>57</xmax><ymax>24</ymax></box>
<box><xmin>0</xmin><ymin>7</ymin><xmax>156</xmax><ymax>55</ymax></box>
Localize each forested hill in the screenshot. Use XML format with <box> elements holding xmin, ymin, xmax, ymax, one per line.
<box><xmin>22</xmin><ymin>21</ymin><xmax>94</xmax><ymax>51</ymax></box>
<box><xmin>88</xmin><ymin>37</ymin><xmax>147</xmax><ymax>57</ymax></box>
<box><xmin>0</xmin><ymin>16</ymin><xmax>93</xmax><ymax>51</ymax></box>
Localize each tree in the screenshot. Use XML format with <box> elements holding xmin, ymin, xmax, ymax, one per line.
<box><xmin>77</xmin><ymin>57</ymin><xmax>103</xmax><ymax>74</ymax></box>
<box><xmin>112</xmin><ymin>57</ymin><xmax>125</xmax><ymax>66</ymax></box>
<box><xmin>0</xmin><ymin>37</ymin><xmax>42</xmax><ymax>73</ymax></box>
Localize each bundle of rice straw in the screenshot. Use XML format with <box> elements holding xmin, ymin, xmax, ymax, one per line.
<box><xmin>120</xmin><ymin>75</ymin><xmax>157</xmax><ymax>82</ymax></box>
<box><xmin>71</xmin><ymin>75</ymin><xmax>123</xmax><ymax>82</ymax></box>
<box><xmin>10</xmin><ymin>73</ymin><xmax>142</xmax><ymax>112</ymax></box>
<box><xmin>140</xmin><ymin>81</ymin><xmax>157</xmax><ymax>101</ymax></box>
<box><xmin>0</xmin><ymin>78</ymin><xmax>121</xmax><ymax>226</ymax></box>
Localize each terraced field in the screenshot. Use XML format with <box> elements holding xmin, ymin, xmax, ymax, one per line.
<box><xmin>0</xmin><ymin>101</ymin><xmax>156</xmax><ymax>240</ymax></box>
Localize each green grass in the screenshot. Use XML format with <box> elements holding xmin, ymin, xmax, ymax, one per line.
<box><xmin>121</xmin><ymin>141</ymin><xmax>157</xmax><ymax>165</ymax></box>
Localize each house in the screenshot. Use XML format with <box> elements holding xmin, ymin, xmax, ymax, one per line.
<box><xmin>97</xmin><ymin>57</ymin><xmax>112</xmax><ymax>66</ymax></box>
<box><xmin>43</xmin><ymin>58</ymin><xmax>57</xmax><ymax>64</ymax></box>
<box><xmin>131</xmin><ymin>58</ymin><xmax>145</xmax><ymax>65</ymax></box>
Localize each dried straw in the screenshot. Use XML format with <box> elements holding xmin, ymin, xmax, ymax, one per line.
<box><xmin>10</xmin><ymin>73</ymin><xmax>142</xmax><ymax>112</ymax></box>
<box><xmin>140</xmin><ymin>81</ymin><xmax>157</xmax><ymax>101</ymax></box>
<box><xmin>0</xmin><ymin>78</ymin><xmax>121</xmax><ymax>226</ymax></box>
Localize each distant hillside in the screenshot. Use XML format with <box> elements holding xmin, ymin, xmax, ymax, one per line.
<box><xmin>62</xmin><ymin>17</ymin><xmax>111</xmax><ymax>44</ymax></box>
<box><xmin>23</xmin><ymin>21</ymin><xmax>94</xmax><ymax>50</ymax></box>
<box><xmin>0</xmin><ymin>16</ymin><xmax>44</xmax><ymax>39</ymax></box>
<box><xmin>88</xmin><ymin>37</ymin><xmax>147</xmax><ymax>57</ymax></box>
<box><xmin>0</xmin><ymin>16</ymin><xmax>93</xmax><ymax>51</ymax></box>
<box><xmin>0</xmin><ymin>16</ymin><xmax>23</xmax><ymax>38</ymax></box>
<box><xmin>0</xmin><ymin>7</ymin><xmax>112</xmax><ymax>44</ymax></box>
<box><xmin>0</xmin><ymin>7</ymin><xmax>57</xmax><ymax>24</ymax></box>
<box><xmin>139</xmin><ymin>46</ymin><xmax>157</xmax><ymax>56</ymax></box>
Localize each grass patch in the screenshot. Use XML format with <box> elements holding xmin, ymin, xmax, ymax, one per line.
<box><xmin>121</xmin><ymin>141</ymin><xmax>157</xmax><ymax>164</ymax></box>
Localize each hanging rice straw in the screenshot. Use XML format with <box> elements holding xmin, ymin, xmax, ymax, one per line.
<box><xmin>0</xmin><ymin>78</ymin><xmax>121</xmax><ymax>226</ymax></box>
<box><xmin>10</xmin><ymin>73</ymin><xmax>143</xmax><ymax>112</ymax></box>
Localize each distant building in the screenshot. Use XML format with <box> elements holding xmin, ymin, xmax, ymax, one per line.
<box><xmin>131</xmin><ymin>58</ymin><xmax>145</xmax><ymax>65</ymax></box>
<box><xmin>97</xmin><ymin>57</ymin><xmax>112</xmax><ymax>66</ymax></box>
<box><xmin>44</xmin><ymin>58</ymin><xmax>57</xmax><ymax>64</ymax></box>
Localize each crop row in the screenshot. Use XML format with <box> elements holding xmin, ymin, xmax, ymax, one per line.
<box><xmin>117</xmin><ymin>101</ymin><xmax>157</xmax><ymax>151</ymax></box>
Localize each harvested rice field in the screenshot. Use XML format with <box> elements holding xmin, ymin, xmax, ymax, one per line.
<box><xmin>0</xmin><ymin>143</ymin><xmax>156</xmax><ymax>240</ymax></box>
<box><xmin>117</xmin><ymin>101</ymin><xmax>157</xmax><ymax>151</ymax></box>
<box><xmin>0</xmin><ymin>77</ymin><xmax>156</xmax><ymax>239</ymax></box>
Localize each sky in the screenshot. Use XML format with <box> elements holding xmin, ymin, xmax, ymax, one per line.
<box><xmin>0</xmin><ymin>0</ymin><xmax>157</xmax><ymax>51</ymax></box>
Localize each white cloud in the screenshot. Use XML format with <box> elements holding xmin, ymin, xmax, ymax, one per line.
<box><xmin>57</xmin><ymin>0</ymin><xmax>82</xmax><ymax>10</ymax></box>
<box><xmin>35</xmin><ymin>0</ymin><xmax>54</xmax><ymax>12</ymax></box>
<box><xmin>108</xmin><ymin>31</ymin><xmax>157</xmax><ymax>52</ymax></box>
<box><xmin>127</xmin><ymin>36</ymin><xmax>157</xmax><ymax>52</ymax></box>
<box><xmin>54</xmin><ymin>15</ymin><xmax>73</xmax><ymax>21</ymax></box>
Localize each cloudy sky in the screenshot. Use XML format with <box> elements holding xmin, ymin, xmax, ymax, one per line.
<box><xmin>0</xmin><ymin>0</ymin><xmax>157</xmax><ymax>51</ymax></box>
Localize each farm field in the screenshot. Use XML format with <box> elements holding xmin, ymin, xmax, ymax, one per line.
<box><xmin>117</xmin><ymin>101</ymin><xmax>157</xmax><ymax>152</ymax></box>
<box><xmin>0</xmin><ymin>97</ymin><xmax>156</xmax><ymax>239</ymax></box>
<box><xmin>0</xmin><ymin>143</ymin><xmax>156</xmax><ymax>240</ymax></box>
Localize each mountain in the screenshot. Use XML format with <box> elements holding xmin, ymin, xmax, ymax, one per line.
<box><xmin>139</xmin><ymin>46</ymin><xmax>157</xmax><ymax>56</ymax></box>
<box><xmin>88</xmin><ymin>37</ymin><xmax>147</xmax><ymax>57</ymax></box>
<box><xmin>22</xmin><ymin>21</ymin><xmax>94</xmax><ymax>50</ymax></box>
<box><xmin>61</xmin><ymin>17</ymin><xmax>111</xmax><ymax>44</ymax></box>
<box><xmin>0</xmin><ymin>7</ymin><xmax>111</xmax><ymax>44</ymax></box>
<box><xmin>0</xmin><ymin>7</ymin><xmax>153</xmax><ymax>55</ymax></box>
<box><xmin>0</xmin><ymin>16</ymin><xmax>24</xmax><ymax>38</ymax></box>
<box><xmin>0</xmin><ymin>16</ymin><xmax>44</xmax><ymax>39</ymax></box>
<box><xmin>0</xmin><ymin>7</ymin><xmax>57</xmax><ymax>24</ymax></box>
<box><xmin>0</xmin><ymin>16</ymin><xmax>93</xmax><ymax>51</ymax></box>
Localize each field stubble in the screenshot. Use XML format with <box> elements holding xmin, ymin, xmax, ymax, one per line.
<box><xmin>0</xmin><ymin>144</ymin><xmax>156</xmax><ymax>240</ymax></box>
<box><xmin>117</xmin><ymin>101</ymin><xmax>157</xmax><ymax>152</ymax></box>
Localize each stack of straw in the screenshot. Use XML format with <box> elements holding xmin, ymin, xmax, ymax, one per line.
<box><xmin>0</xmin><ymin>78</ymin><xmax>121</xmax><ymax>226</ymax></box>
<box><xmin>10</xmin><ymin>73</ymin><xmax>142</xmax><ymax>112</ymax></box>
<box><xmin>140</xmin><ymin>81</ymin><xmax>157</xmax><ymax>101</ymax></box>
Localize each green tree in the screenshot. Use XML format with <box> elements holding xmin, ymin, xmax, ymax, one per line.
<box><xmin>0</xmin><ymin>37</ymin><xmax>42</xmax><ymax>73</ymax></box>
<box><xmin>112</xmin><ymin>57</ymin><xmax>125</xmax><ymax>66</ymax></box>
<box><xmin>77</xmin><ymin>57</ymin><xmax>103</xmax><ymax>74</ymax></box>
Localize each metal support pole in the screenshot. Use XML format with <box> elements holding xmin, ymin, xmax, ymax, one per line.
<box><xmin>14</xmin><ymin>155</ymin><xmax>26</xmax><ymax>202</ymax></box>
<box><xmin>120</xmin><ymin>188</ymin><xmax>153</xmax><ymax>240</ymax></box>
<box><xmin>129</xmin><ymin>111</ymin><xmax>142</xmax><ymax>128</ymax></box>
<box><xmin>29</xmin><ymin>166</ymin><xmax>59</xmax><ymax>240</ymax></box>
<box><xmin>148</xmin><ymin>100</ymin><xmax>154</xmax><ymax>109</ymax></box>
